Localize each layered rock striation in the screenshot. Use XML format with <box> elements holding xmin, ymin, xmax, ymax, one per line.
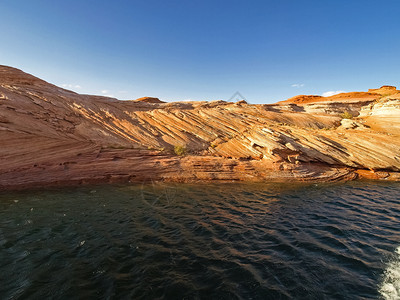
<box><xmin>1</xmin><ymin>65</ymin><xmax>399</xmax><ymax>190</ymax></box>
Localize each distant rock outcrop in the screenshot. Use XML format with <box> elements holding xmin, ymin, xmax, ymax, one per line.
<box><xmin>279</xmin><ymin>95</ymin><xmax>324</xmax><ymax>104</ymax></box>
<box><xmin>0</xmin><ymin>65</ymin><xmax>399</xmax><ymax>190</ymax></box>
<box><xmin>134</xmin><ymin>97</ymin><xmax>165</xmax><ymax>103</ymax></box>
<box><xmin>368</xmin><ymin>85</ymin><xmax>398</xmax><ymax>94</ymax></box>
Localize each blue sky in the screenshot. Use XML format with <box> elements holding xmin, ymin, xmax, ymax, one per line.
<box><xmin>1</xmin><ymin>0</ymin><xmax>400</xmax><ymax>103</ymax></box>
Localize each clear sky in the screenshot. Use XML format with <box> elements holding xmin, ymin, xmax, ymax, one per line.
<box><xmin>1</xmin><ymin>0</ymin><xmax>400</xmax><ymax>103</ymax></box>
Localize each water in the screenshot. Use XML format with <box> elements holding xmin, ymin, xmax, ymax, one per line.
<box><xmin>0</xmin><ymin>181</ymin><xmax>399</xmax><ymax>299</ymax></box>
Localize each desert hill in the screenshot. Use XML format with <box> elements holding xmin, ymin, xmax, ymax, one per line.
<box><xmin>1</xmin><ymin>66</ymin><xmax>399</xmax><ymax>189</ymax></box>
<box><xmin>278</xmin><ymin>86</ymin><xmax>399</xmax><ymax>105</ymax></box>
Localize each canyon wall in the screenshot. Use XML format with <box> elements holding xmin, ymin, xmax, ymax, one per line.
<box><xmin>1</xmin><ymin>66</ymin><xmax>399</xmax><ymax>189</ymax></box>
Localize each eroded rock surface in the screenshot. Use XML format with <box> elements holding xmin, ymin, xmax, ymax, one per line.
<box><xmin>1</xmin><ymin>66</ymin><xmax>399</xmax><ymax>189</ymax></box>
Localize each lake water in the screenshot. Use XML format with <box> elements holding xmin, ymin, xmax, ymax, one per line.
<box><xmin>0</xmin><ymin>181</ymin><xmax>399</xmax><ymax>299</ymax></box>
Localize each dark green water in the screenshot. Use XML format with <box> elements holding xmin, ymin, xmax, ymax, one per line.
<box><xmin>0</xmin><ymin>182</ymin><xmax>399</xmax><ymax>299</ymax></box>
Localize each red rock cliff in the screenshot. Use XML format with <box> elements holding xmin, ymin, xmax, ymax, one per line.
<box><xmin>1</xmin><ymin>66</ymin><xmax>399</xmax><ymax>189</ymax></box>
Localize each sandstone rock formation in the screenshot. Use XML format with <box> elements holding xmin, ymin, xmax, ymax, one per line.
<box><xmin>0</xmin><ymin>65</ymin><xmax>399</xmax><ymax>190</ymax></box>
<box><xmin>134</xmin><ymin>97</ymin><xmax>165</xmax><ymax>103</ymax></box>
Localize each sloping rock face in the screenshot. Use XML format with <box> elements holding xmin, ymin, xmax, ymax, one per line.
<box><xmin>359</xmin><ymin>93</ymin><xmax>400</xmax><ymax>135</ymax></box>
<box><xmin>0</xmin><ymin>66</ymin><xmax>399</xmax><ymax>190</ymax></box>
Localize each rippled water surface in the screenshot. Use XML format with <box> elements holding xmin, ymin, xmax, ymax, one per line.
<box><xmin>0</xmin><ymin>181</ymin><xmax>399</xmax><ymax>299</ymax></box>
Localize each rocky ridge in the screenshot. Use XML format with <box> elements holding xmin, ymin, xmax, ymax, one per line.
<box><xmin>1</xmin><ymin>66</ymin><xmax>399</xmax><ymax>190</ymax></box>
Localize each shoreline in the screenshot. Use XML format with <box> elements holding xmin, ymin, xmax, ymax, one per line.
<box><xmin>1</xmin><ymin>155</ymin><xmax>399</xmax><ymax>192</ymax></box>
